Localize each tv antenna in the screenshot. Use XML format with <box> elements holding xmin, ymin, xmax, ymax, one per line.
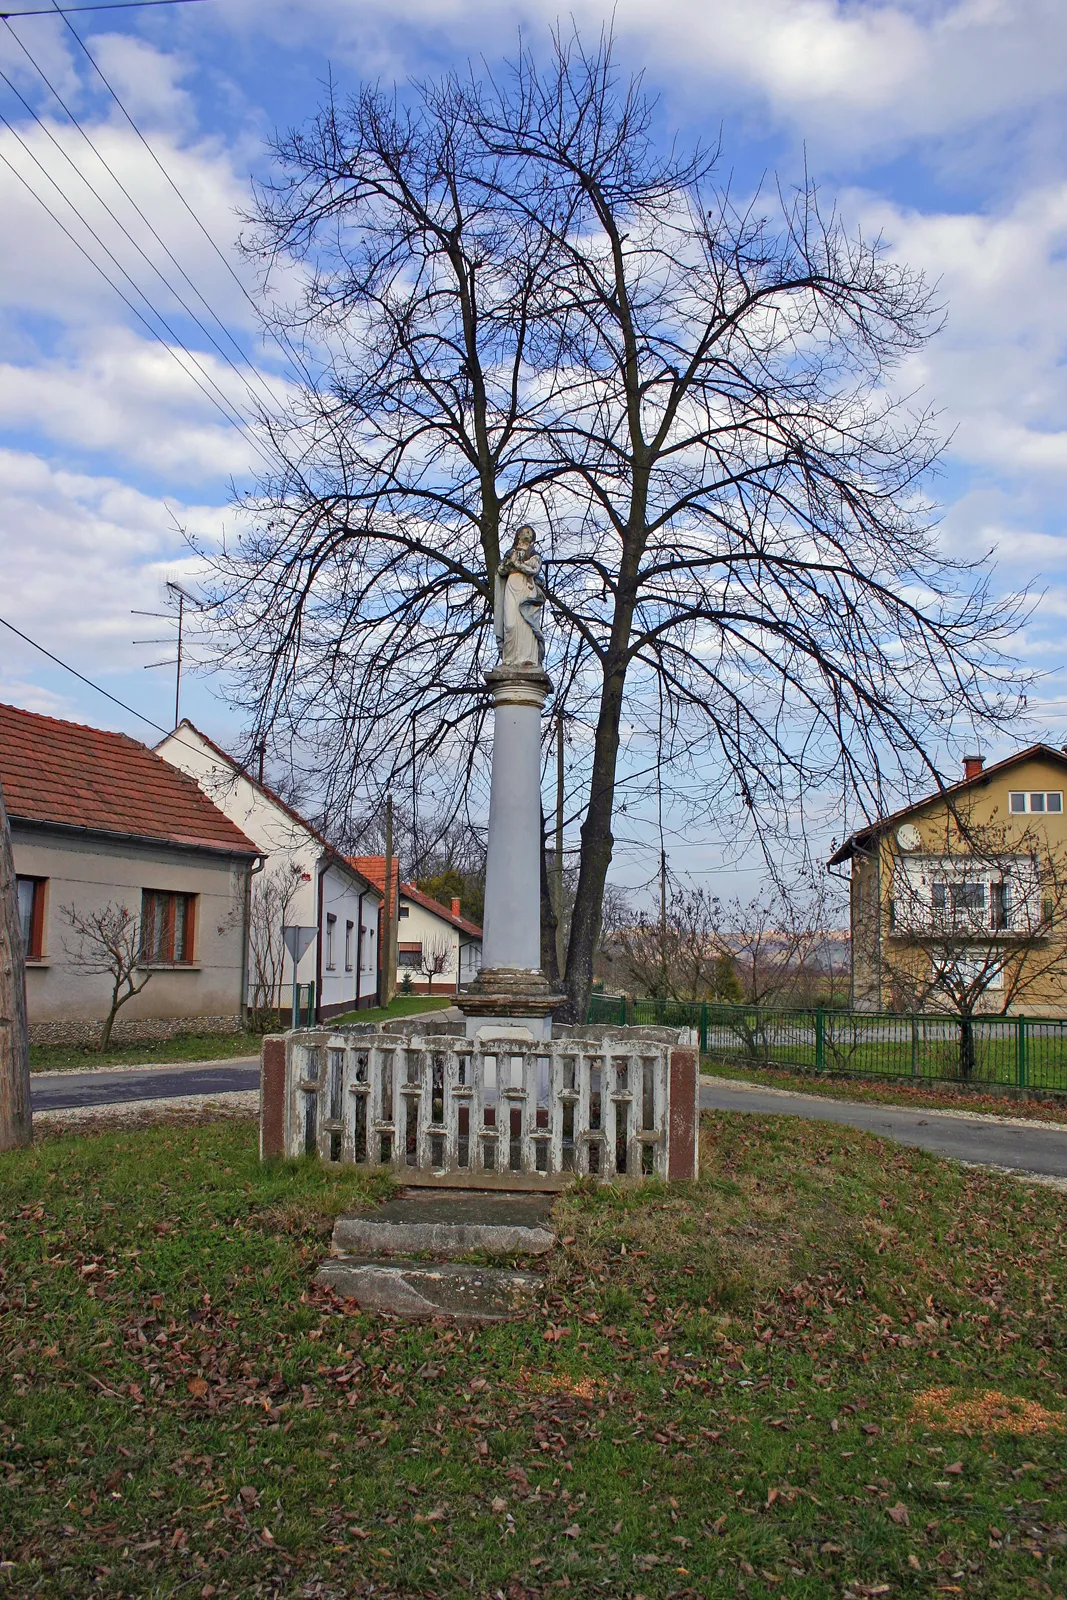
<box><xmin>131</xmin><ymin>579</ymin><xmax>202</xmax><ymax>730</ymax></box>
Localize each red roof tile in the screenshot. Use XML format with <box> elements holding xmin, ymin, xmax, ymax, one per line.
<box><xmin>348</xmin><ymin>856</ymin><xmax>482</xmax><ymax>938</ymax></box>
<box><xmin>0</xmin><ymin>703</ymin><xmax>258</xmax><ymax>855</ymax></box>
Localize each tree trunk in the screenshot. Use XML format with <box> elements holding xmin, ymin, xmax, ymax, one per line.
<box><xmin>563</xmin><ymin>635</ymin><xmax>632</xmax><ymax>1020</ymax></box>
<box><xmin>959</xmin><ymin>1013</ymin><xmax>976</xmax><ymax>1081</ymax></box>
<box><xmin>0</xmin><ymin>777</ymin><xmax>32</xmax><ymax>1150</ymax></box>
<box><xmin>99</xmin><ymin>990</ymin><xmax>122</xmax><ymax>1053</ymax></box>
<box><xmin>540</xmin><ymin>810</ymin><xmax>561</xmax><ymax>989</ymax></box>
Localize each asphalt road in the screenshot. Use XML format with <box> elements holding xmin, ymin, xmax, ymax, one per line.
<box><xmin>30</xmin><ymin>1059</ymin><xmax>1067</xmax><ymax>1181</ymax></box>
<box><xmin>31</xmin><ymin>1058</ymin><xmax>259</xmax><ymax>1111</ymax></box>
<box><xmin>701</xmin><ymin>1076</ymin><xmax>1067</xmax><ymax>1180</ymax></box>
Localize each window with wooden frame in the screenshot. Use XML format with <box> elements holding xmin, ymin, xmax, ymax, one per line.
<box><xmin>140</xmin><ymin>890</ymin><xmax>195</xmax><ymax>964</ymax></box>
<box><xmin>16</xmin><ymin>876</ymin><xmax>46</xmax><ymax>959</ymax></box>
<box><xmin>397</xmin><ymin>942</ymin><xmax>423</xmax><ymax>968</ymax></box>
<box><xmin>326</xmin><ymin>913</ymin><xmax>337</xmax><ymax>970</ymax></box>
<box><xmin>345</xmin><ymin>920</ymin><xmax>354</xmax><ymax>971</ymax></box>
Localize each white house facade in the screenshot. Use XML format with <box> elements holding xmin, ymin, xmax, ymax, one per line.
<box><xmin>157</xmin><ymin>722</ymin><xmax>382</xmax><ymax>1021</ymax></box>
<box><xmin>349</xmin><ymin>858</ymin><xmax>483</xmax><ymax>995</ymax></box>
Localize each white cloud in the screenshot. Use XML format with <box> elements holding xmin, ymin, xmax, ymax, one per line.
<box><xmin>85</xmin><ymin>32</ymin><xmax>196</xmax><ymax>131</ymax></box>
<box><xmin>0</xmin><ymin>326</ymin><xmax>275</xmax><ymax>480</ymax></box>
<box><xmin>0</xmin><ymin>114</ymin><xmax>260</xmax><ymax>329</ymax></box>
<box><xmin>860</xmin><ymin>184</ymin><xmax>1067</xmax><ymax>483</ymax></box>
<box><xmin>0</xmin><ymin>447</ymin><xmax>232</xmax><ymax>678</ymax></box>
<box><xmin>212</xmin><ymin>0</ymin><xmax>1067</xmax><ymax>159</ymax></box>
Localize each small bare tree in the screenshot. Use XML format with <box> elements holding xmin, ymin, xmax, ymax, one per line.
<box><xmin>416</xmin><ymin>934</ymin><xmax>454</xmax><ymax>995</ymax></box>
<box><xmin>247</xmin><ymin>860</ymin><xmax>304</xmax><ymax>1031</ymax></box>
<box><xmin>709</xmin><ymin>877</ymin><xmax>848</xmax><ymax>1010</ymax></box>
<box><xmin>607</xmin><ymin>886</ymin><xmax>742</xmax><ymax>1003</ymax></box>
<box><xmin>61</xmin><ymin>903</ymin><xmax>153</xmax><ymax>1052</ymax></box>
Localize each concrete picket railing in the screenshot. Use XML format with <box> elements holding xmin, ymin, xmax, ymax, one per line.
<box><xmin>260</xmin><ymin>1025</ymin><xmax>699</xmax><ymax>1187</ymax></box>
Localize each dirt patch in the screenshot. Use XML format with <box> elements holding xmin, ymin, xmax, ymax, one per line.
<box><xmin>912</xmin><ymin>1387</ymin><xmax>1065</xmax><ymax>1436</ymax></box>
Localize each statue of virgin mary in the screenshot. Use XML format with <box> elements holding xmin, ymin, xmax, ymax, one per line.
<box><xmin>493</xmin><ymin>525</ymin><xmax>546</xmax><ymax>668</ymax></box>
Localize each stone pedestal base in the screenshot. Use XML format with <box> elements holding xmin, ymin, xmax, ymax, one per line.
<box><xmin>456</xmin><ymin>965</ymin><xmax>565</xmax><ymax>1039</ymax></box>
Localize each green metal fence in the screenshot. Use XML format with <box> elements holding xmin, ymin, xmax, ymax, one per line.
<box><xmin>586</xmin><ymin>992</ymin><xmax>1067</xmax><ymax>1093</ymax></box>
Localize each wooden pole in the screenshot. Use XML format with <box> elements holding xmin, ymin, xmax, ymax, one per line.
<box><xmin>0</xmin><ymin>776</ymin><xmax>32</xmax><ymax>1150</ymax></box>
<box><xmin>382</xmin><ymin>795</ymin><xmax>396</xmax><ymax>1007</ymax></box>
<box><xmin>555</xmin><ymin>714</ymin><xmax>565</xmax><ymax>972</ymax></box>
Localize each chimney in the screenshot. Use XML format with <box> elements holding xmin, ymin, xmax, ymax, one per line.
<box><xmin>963</xmin><ymin>753</ymin><xmax>985</xmax><ymax>781</ymax></box>
<box><xmin>451</xmin><ymin>897</ymin><xmax>462</xmax><ymax>918</ymax></box>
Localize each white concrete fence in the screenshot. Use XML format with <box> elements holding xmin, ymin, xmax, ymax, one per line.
<box><xmin>260</xmin><ymin>1026</ymin><xmax>700</xmax><ymax>1187</ymax></box>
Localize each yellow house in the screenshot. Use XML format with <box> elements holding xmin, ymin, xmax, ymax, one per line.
<box><xmin>829</xmin><ymin>746</ymin><xmax>1067</xmax><ymax>1016</ymax></box>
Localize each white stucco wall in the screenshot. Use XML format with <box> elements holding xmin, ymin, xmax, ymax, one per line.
<box><xmin>14</xmin><ymin>825</ymin><xmax>249</xmax><ymax>1026</ymax></box>
<box><xmin>395</xmin><ymin>895</ymin><xmax>481</xmax><ymax>993</ymax></box>
<box><xmin>158</xmin><ymin>725</ymin><xmax>381</xmax><ymax>1015</ymax></box>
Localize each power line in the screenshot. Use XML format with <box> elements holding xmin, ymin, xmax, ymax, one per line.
<box><xmin>49</xmin><ymin>0</ymin><xmax>327</xmax><ymax>405</ymax></box>
<box><xmin>0</xmin><ymin>1</ymin><xmax>208</xmax><ymax>16</ymax></box>
<box><xmin>0</xmin><ymin>27</ymin><xmax>289</xmax><ymax>424</ymax></box>
<box><xmin>0</xmin><ymin>614</ymin><xmax>172</xmax><ymax>736</ymax></box>
<box><xmin>0</xmin><ymin>113</ymin><xmax>279</xmax><ymax>470</ymax></box>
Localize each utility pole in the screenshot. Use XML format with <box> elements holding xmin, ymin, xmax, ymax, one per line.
<box><xmin>0</xmin><ymin>775</ymin><xmax>31</xmax><ymax>1150</ymax></box>
<box><xmin>555</xmin><ymin>714</ymin><xmax>566</xmax><ymax>972</ymax></box>
<box><xmin>381</xmin><ymin>796</ymin><xmax>396</xmax><ymax>1008</ymax></box>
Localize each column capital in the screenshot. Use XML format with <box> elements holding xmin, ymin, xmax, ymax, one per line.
<box><xmin>484</xmin><ymin>665</ymin><xmax>553</xmax><ymax>710</ymax></box>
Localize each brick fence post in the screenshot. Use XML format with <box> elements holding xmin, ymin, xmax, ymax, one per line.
<box><xmin>260</xmin><ymin>1035</ymin><xmax>288</xmax><ymax>1161</ymax></box>
<box><xmin>667</xmin><ymin>1047</ymin><xmax>700</xmax><ymax>1180</ymax></box>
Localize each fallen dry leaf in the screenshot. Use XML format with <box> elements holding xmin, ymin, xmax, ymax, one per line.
<box><xmin>887</xmin><ymin>1503</ymin><xmax>910</xmax><ymax>1526</ymax></box>
<box><xmin>187</xmin><ymin>1377</ymin><xmax>208</xmax><ymax>1399</ymax></box>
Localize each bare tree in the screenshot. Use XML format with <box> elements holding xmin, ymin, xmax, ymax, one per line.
<box><xmin>0</xmin><ymin>777</ymin><xmax>31</xmax><ymax>1150</ymax></box>
<box><xmin>61</xmin><ymin>903</ymin><xmax>153</xmax><ymax>1052</ymax></box>
<box><xmin>714</xmin><ymin>878</ymin><xmax>848</xmax><ymax>1011</ymax></box>
<box><xmin>607</xmin><ymin>886</ymin><xmax>741</xmax><ymax>1002</ymax></box>
<box><xmin>247</xmin><ymin>860</ymin><xmax>304</xmax><ymax>1031</ymax></box>
<box><xmin>882</xmin><ymin>814</ymin><xmax>1067</xmax><ymax>1077</ymax></box>
<box><xmin>416</xmin><ymin>934</ymin><xmax>454</xmax><ymax>994</ymax></box>
<box><xmin>209</xmin><ymin>32</ymin><xmax>1027</xmax><ymax>1023</ymax></box>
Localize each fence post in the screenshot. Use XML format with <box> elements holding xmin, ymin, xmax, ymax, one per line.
<box><xmin>911</xmin><ymin>1014</ymin><xmax>919</xmax><ymax>1078</ymax></box>
<box><xmin>815</xmin><ymin>1008</ymin><xmax>825</xmax><ymax>1073</ymax></box>
<box><xmin>1017</xmin><ymin>1014</ymin><xmax>1028</xmax><ymax>1090</ymax></box>
<box><xmin>700</xmin><ymin>999</ymin><xmax>708</xmax><ymax>1055</ymax></box>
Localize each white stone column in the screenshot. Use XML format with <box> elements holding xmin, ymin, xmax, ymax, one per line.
<box><xmin>458</xmin><ymin>664</ymin><xmax>562</xmax><ymax>1037</ymax></box>
<box><xmin>481</xmin><ymin>668</ymin><xmax>548</xmax><ymax>971</ymax></box>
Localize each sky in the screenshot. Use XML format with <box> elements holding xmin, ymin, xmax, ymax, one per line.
<box><xmin>1</xmin><ymin>0</ymin><xmax>1067</xmax><ymax>902</ymax></box>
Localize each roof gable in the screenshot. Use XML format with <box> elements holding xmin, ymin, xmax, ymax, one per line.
<box><xmin>0</xmin><ymin>703</ymin><xmax>257</xmax><ymax>855</ymax></box>
<box><xmin>348</xmin><ymin>856</ymin><xmax>482</xmax><ymax>938</ymax></box>
<box><xmin>158</xmin><ymin>722</ymin><xmax>380</xmax><ymax>895</ymax></box>
<box><xmin>829</xmin><ymin>744</ymin><xmax>1067</xmax><ymax>865</ymax></box>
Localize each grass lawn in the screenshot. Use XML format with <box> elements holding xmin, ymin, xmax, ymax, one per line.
<box><xmin>29</xmin><ymin>1000</ymin><xmax>454</xmax><ymax>1075</ymax></box>
<box><xmin>701</xmin><ymin>1058</ymin><xmax>1067</xmax><ymax>1126</ymax></box>
<box><xmin>1</xmin><ymin>1113</ymin><xmax>1065</xmax><ymax>1598</ymax></box>
<box><xmin>30</xmin><ymin>1032</ymin><xmax>263</xmax><ymax>1075</ymax></box>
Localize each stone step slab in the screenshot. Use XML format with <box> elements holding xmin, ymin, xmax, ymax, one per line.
<box><xmin>316</xmin><ymin>1258</ymin><xmax>543</xmax><ymax>1322</ymax></box>
<box><xmin>330</xmin><ymin>1188</ymin><xmax>556</xmax><ymax>1258</ymax></box>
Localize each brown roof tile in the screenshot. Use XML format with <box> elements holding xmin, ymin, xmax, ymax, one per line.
<box><xmin>0</xmin><ymin>703</ymin><xmax>258</xmax><ymax>855</ymax></box>
<box><xmin>348</xmin><ymin>855</ymin><xmax>482</xmax><ymax>938</ymax></box>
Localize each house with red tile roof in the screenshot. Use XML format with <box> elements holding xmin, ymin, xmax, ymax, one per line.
<box><xmin>349</xmin><ymin>855</ymin><xmax>482</xmax><ymax>995</ymax></box>
<box><xmin>156</xmin><ymin>722</ymin><xmax>383</xmax><ymax>1020</ymax></box>
<box><xmin>0</xmin><ymin>702</ymin><xmax>259</xmax><ymax>1046</ymax></box>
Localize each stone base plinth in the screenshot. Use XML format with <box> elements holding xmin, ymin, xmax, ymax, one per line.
<box><xmin>456</xmin><ymin>965</ymin><xmax>564</xmax><ymax>1039</ymax></box>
